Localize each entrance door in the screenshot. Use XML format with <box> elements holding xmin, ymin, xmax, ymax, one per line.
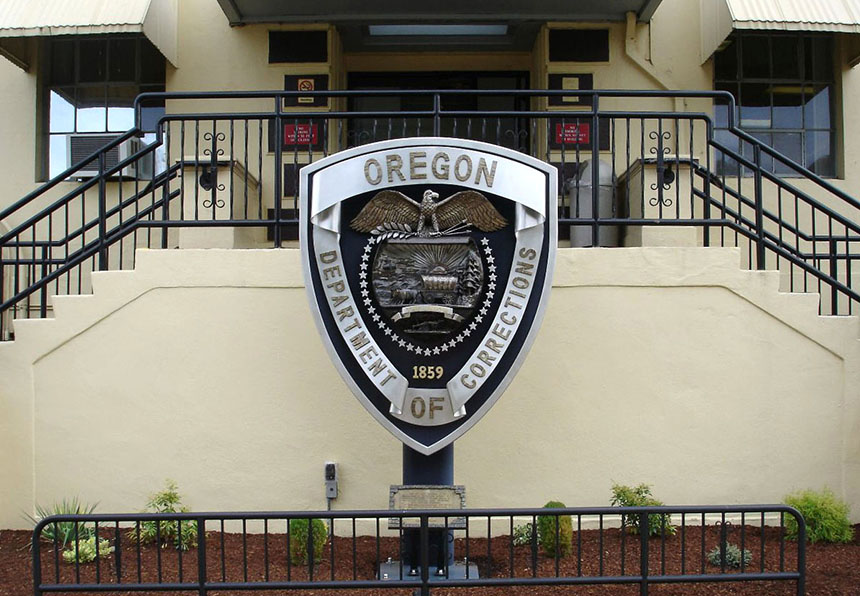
<box><xmin>347</xmin><ymin>71</ymin><xmax>530</xmax><ymax>152</ymax></box>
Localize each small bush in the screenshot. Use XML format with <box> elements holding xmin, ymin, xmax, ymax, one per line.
<box><xmin>512</xmin><ymin>522</ymin><xmax>539</xmax><ymax>546</ymax></box>
<box><xmin>130</xmin><ymin>480</ymin><xmax>198</xmax><ymax>551</ymax></box>
<box><xmin>289</xmin><ymin>518</ymin><xmax>328</xmax><ymax>565</ymax></box>
<box><xmin>610</xmin><ymin>484</ymin><xmax>676</xmax><ymax>537</ymax></box>
<box><xmin>536</xmin><ymin>501</ymin><xmax>572</xmax><ymax>558</ymax></box>
<box><xmin>26</xmin><ymin>498</ymin><xmax>97</xmax><ymax>548</ymax></box>
<box><xmin>783</xmin><ymin>488</ymin><xmax>854</xmax><ymax>544</ymax></box>
<box><xmin>707</xmin><ymin>542</ymin><xmax>752</xmax><ymax>568</ymax></box>
<box><xmin>62</xmin><ymin>536</ymin><xmax>114</xmax><ymax>564</ymax></box>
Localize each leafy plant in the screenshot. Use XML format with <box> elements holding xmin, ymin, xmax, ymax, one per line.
<box><xmin>783</xmin><ymin>488</ymin><xmax>854</xmax><ymax>543</ymax></box>
<box><xmin>289</xmin><ymin>518</ymin><xmax>328</xmax><ymax>565</ymax></box>
<box><xmin>610</xmin><ymin>483</ymin><xmax>676</xmax><ymax>537</ymax></box>
<box><xmin>512</xmin><ymin>522</ymin><xmax>539</xmax><ymax>546</ymax></box>
<box><xmin>536</xmin><ymin>501</ymin><xmax>572</xmax><ymax>558</ymax></box>
<box><xmin>129</xmin><ymin>480</ymin><xmax>197</xmax><ymax>551</ymax></box>
<box><xmin>62</xmin><ymin>536</ymin><xmax>114</xmax><ymax>564</ymax></box>
<box><xmin>26</xmin><ymin>498</ymin><xmax>97</xmax><ymax>548</ymax></box>
<box><xmin>707</xmin><ymin>542</ymin><xmax>752</xmax><ymax>568</ymax></box>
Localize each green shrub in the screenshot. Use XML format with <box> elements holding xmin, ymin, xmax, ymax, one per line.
<box><xmin>129</xmin><ymin>480</ymin><xmax>198</xmax><ymax>551</ymax></box>
<box><xmin>783</xmin><ymin>488</ymin><xmax>854</xmax><ymax>544</ymax></box>
<box><xmin>26</xmin><ymin>498</ymin><xmax>97</xmax><ymax>548</ymax></box>
<box><xmin>536</xmin><ymin>501</ymin><xmax>572</xmax><ymax>558</ymax></box>
<box><xmin>512</xmin><ymin>522</ymin><xmax>539</xmax><ymax>546</ymax></box>
<box><xmin>707</xmin><ymin>542</ymin><xmax>752</xmax><ymax>568</ymax></box>
<box><xmin>289</xmin><ymin>518</ymin><xmax>328</xmax><ymax>565</ymax></box>
<box><xmin>62</xmin><ymin>536</ymin><xmax>114</xmax><ymax>564</ymax></box>
<box><xmin>610</xmin><ymin>484</ymin><xmax>676</xmax><ymax>537</ymax></box>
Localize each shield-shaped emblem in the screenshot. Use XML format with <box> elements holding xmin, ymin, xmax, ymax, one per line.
<box><xmin>300</xmin><ymin>138</ymin><xmax>556</xmax><ymax>454</ymax></box>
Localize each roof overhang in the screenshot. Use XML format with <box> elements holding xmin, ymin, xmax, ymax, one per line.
<box><xmin>0</xmin><ymin>0</ymin><xmax>178</xmax><ymax>71</ymax></box>
<box><xmin>701</xmin><ymin>0</ymin><xmax>860</xmax><ymax>63</ymax></box>
<box><xmin>216</xmin><ymin>0</ymin><xmax>664</xmax><ymax>25</ymax></box>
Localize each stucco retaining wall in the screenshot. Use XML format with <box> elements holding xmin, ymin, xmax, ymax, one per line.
<box><xmin>0</xmin><ymin>246</ymin><xmax>857</xmax><ymax>529</ymax></box>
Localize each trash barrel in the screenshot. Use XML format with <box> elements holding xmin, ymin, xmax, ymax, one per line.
<box><xmin>567</xmin><ymin>159</ymin><xmax>619</xmax><ymax>247</ymax></box>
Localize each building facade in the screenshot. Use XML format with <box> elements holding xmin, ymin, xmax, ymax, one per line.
<box><xmin>0</xmin><ymin>0</ymin><xmax>858</xmax><ymax>528</ymax></box>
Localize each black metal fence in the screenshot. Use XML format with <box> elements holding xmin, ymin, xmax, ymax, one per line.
<box><xmin>2</xmin><ymin>89</ymin><xmax>859</xmax><ymax>341</ymax></box>
<box><xmin>33</xmin><ymin>505</ymin><xmax>805</xmax><ymax>595</ymax></box>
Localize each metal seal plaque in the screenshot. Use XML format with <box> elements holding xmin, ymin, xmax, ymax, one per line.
<box><xmin>300</xmin><ymin>138</ymin><xmax>557</xmax><ymax>454</ymax></box>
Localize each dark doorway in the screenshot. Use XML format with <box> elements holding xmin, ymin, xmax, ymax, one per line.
<box><xmin>347</xmin><ymin>71</ymin><xmax>530</xmax><ymax>152</ymax></box>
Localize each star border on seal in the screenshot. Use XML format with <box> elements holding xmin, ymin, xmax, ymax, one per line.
<box><xmin>359</xmin><ymin>236</ymin><xmax>496</xmax><ymax>355</ymax></box>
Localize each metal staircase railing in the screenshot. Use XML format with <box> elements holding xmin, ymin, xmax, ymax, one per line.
<box><xmin>691</xmin><ymin>115</ymin><xmax>860</xmax><ymax>316</ymax></box>
<box><xmin>690</xmin><ymin>160</ymin><xmax>859</xmax><ymax>315</ymax></box>
<box><xmin>0</xmin><ymin>129</ymin><xmax>181</xmax><ymax>339</ymax></box>
<box><xmin>1</xmin><ymin>89</ymin><xmax>858</xmax><ymax>341</ymax></box>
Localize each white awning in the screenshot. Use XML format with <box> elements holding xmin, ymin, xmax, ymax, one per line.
<box><xmin>701</xmin><ymin>0</ymin><xmax>860</xmax><ymax>62</ymax></box>
<box><xmin>0</xmin><ymin>0</ymin><xmax>177</xmax><ymax>69</ymax></box>
<box><xmin>216</xmin><ymin>0</ymin><xmax>664</xmax><ymax>24</ymax></box>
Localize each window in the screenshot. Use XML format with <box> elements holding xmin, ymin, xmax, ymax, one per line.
<box><xmin>43</xmin><ymin>35</ymin><xmax>166</xmax><ymax>178</ymax></box>
<box><xmin>713</xmin><ymin>32</ymin><xmax>835</xmax><ymax>177</ymax></box>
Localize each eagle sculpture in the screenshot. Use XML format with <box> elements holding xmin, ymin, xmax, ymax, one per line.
<box><xmin>350</xmin><ymin>189</ymin><xmax>507</xmax><ymax>237</ymax></box>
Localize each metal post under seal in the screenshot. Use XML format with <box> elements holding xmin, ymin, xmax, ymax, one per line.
<box><xmin>401</xmin><ymin>444</ymin><xmax>454</xmax><ymax>576</ymax></box>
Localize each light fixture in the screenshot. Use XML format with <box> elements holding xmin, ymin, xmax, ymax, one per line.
<box><xmin>368</xmin><ymin>24</ymin><xmax>508</xmax><ymax>37</ymax></box>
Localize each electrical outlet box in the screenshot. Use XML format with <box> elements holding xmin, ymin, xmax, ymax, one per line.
<box><xmin>324</xmin><ymin>462</ymin><xmax>338</xmax><ymax>499</ymax></box>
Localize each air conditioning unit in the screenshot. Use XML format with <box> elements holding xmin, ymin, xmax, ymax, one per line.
<box><xmin>66</xmin><ymin>134</ymin><xmax>154</xmax><ymax>180</ymax></box>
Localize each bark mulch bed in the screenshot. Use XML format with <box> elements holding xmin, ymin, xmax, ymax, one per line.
<box><xmin>2</xmin><ymin>524</ymin><xmax>858</xmax><ymax>595</ymax></box>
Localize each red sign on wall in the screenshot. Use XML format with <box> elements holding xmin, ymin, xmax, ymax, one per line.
<box><xmin>284</xmin><ymin>124</ymin><xmax>318</xmax><ymax>145</ymax></box>
<box><xmin>554</xmin><ymin>123</ymin><xmax>590</xmax><ymax>145</ymax></box>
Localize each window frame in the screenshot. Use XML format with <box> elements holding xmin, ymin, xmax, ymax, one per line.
<box><xmin>38</xmin><ymin>34</ymin><xmax>166</xmax><ymax>181</ymax></box>
<box><xmin>713</xmin><ymin>31</ymin><xmax>836</xmax><ymax>178</ymax></box>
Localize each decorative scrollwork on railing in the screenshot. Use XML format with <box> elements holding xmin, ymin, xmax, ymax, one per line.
<box><xmin>199</xmin><ymin>166</ymin><xmax>225</xmax><ymax>202</ymax></box>
<box><xmin>648</xmin><ymin>195</ymin><xmax>673</xmax><ymax>207</ymax></box>
<box><xmin>649</xmin><ymin>164</ymin><xmax>675</xmax><ymax>206</ymax></box>
<box><xmin>647</xmin><ymin>129</ymin><xmax>675</xmax><ymax>207</ymax></box>
<box><xmin>200</xmin><ymin>129</ymin><xmax>229</xmax><ymax>207</ymax></box>
<box><xmin>504</xmin><ymin>128</ymin><xmax>530</xmax><ymax>153</ymax></box>
<box><xmin>649</xmin><ymin>130</ymin><xmax>672</xmax><ymax>155</ymax></box>
<box><xmin>202</xmin><ymin>131</ymin><xmax>226</xmax><ymax>158</ymax></box>
<box><xmin>650</xmin><ymin>164</ymin><xmax>676</xmax><ymax>190</ymax></box>
<box><xmin>203</xmin><ymin>131</ymin><xmax>226</xmax><ymax>143</ymax></box>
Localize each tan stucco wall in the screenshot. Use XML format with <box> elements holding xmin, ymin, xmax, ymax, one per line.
<box><xmin>0</xmin><ymin>246</ymin><xmax>856</xmax><ymax>529</ymax></box>
<box><xmin>0</xmin><ymin>54</ymin><xmax>39</xmax><ymax>206</ymax></box>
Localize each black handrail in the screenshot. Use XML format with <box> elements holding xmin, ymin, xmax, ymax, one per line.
<box><xmin>0</xmin><ymin>138</ymin><xmax>165</xmax><ymax>244</ymax></box>
<box><xmin>0</xmin><ymin>188</ymin><xmax>181</xmax><ymax>314</ymax></box>
<box><xmin>0</xmin><ymin>163</ymin><xmax>182</xmax><ymax>250</ymax></box>
<box><xmin>688</xmin><ymin>187</ymin><xmax>860</xmax><ymax>303</ymax></box>
<box><xmin>693</xmin><ymin>162</ymin><xmax>860</xmax><ymax>250</ymax></box>
<box><xmin>0</xmin><ymin>129</ymin><xmax>143</xmax><ymax>221</ymax></box>
<box><xmin>707</xmin><ymin>140</ymin><xmax>860</xmax><ymax>233</ymax></box>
